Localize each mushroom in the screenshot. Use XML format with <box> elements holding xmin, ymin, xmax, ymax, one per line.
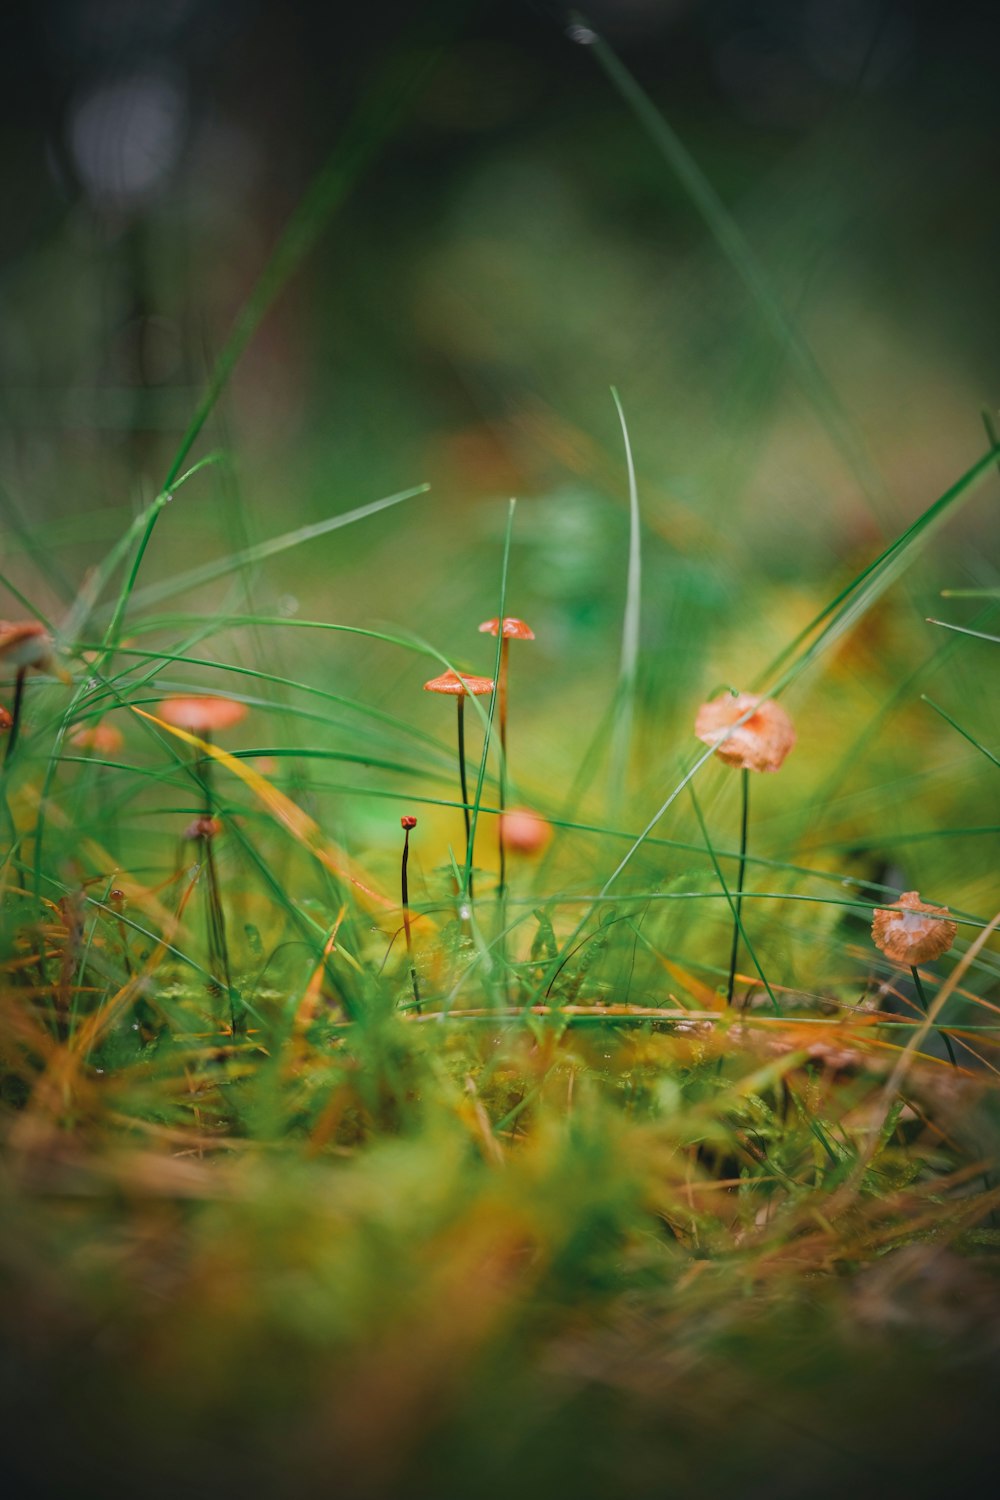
<box><xmin>158</xmin><ymin>694</ymin><xmax>247</xmax><ymax>1035</ymax></box>
<box><xmin>872</xmin><ymin>891</ymin><xmax>959</xmax><ymax>1066</ymax></box>
<box><xmin>477</xmin><ymin>617</ymin><xmax>535</xmax><ymax>895</ymax></box>
<box><xmin>70</xmin><ymin>720</ymin><xmax>125</xmax><ymax>756</ymax></box>
<box><xmin>424</xmin><ymin>668</ymin><xmax>495</xmax><ymax>898</ymax></box>
<box><xmin>499</xmin><ymin>807</ymin><xmax>551</xmax><ymax>857</ymax></box>
<box><xmin>157</xmin><ymin>695</ymin><xmax>247</xmax><ymax>825</ymax></box>
<box><xmin>158</xmin><ymin>696</ymin><xmax>249</xmax><ymax>735</ymax></box>
<box><xmin>694</xmin><ymin>692</ymin><xmax>795</xmax><ymax>773</ymax></box>
<box><xmin>478</xmin><ymin>617</ymin><xmax>536</xmax><ymax>642</ymax></box>
<box><xmin>0</xmin><ymin>620</ymin><xmax>58</xmax><ymax>673</ymax></box>
<box><xmin>183</xmin><ymin>814</ymin><xmax>223</xmax><ymax>842</ymax></box>
<box><xmin>0</xmin><ymin>621</ymin><xmax>70</xmax><ymax>764</ymax></box>
<box><xmin>693</xmin><ymin>689</ymin><xmax>796</xmax><ymax>1006</ymax></box>
<box><xmin>872</xmin><ymin>892</ymin><xmax>957</xmax><ymax>967</ymax></box>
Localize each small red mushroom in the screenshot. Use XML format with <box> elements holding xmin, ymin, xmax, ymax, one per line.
<box><xmin>693</xmin><ymin>689</ymin><xmax>795</xmax><ymax>1008</ymax></box>
<box><xmin>183</xmin><ymin>814</ymin><xmax>223</xmax><ymax>842</ymax></box>
<box><xmin>478</xmin><ymin>617</ymin><xmax>535</xmax><ymax>641</ymax></box>
<box><xmin>872</xmin><ymin>892</ymin><xmax>957</xmax><ymax>966</ymax></box>
<box><xmin>423</xmin><ymin>669</ymin><xmax>495</xmax><ymax>697</ymax></box>
<box><xmin>477</xmin><ymin>616</ymin><xmax>535</xmax><ymax>895</ymax></box>
<box><xmin>499</xmin><ymin>807</ymin><xmax>551</xmax><ymax>857</ymax></box>
<box><xmin>424</xmin><ymin>669</ymin><xmax>495</xmax><ymax>898</ymax></box>
<box><xmin>70</xmin><ymin>721</ymin><xmax>125</xmax><ymax>756</ymax></box>
<box><xmin>0</xmin><ymin>621</ymin><xmax>58</xmax><ymax>673</ymax></box>
<box><xmin>694</xmin><ymin>692</ymin><xmax>795</xmax><ymax>773</ymax></box>
<box><xmin>158</xmin><ymin>696</ymin><xmax>248</xmax><ymax>735</ymax></box>
<box><xmin>157</xmin><ymin>695</ymin><xmax>246</xmax><ymax>1033</ymax></box>
<box><xmin>0</xmin><ymin>621</ymin><xmax>71</xmax><ymax>763</ymax></box>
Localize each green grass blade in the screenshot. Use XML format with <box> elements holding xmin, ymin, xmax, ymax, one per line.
<box><xmin>463</xmin><ymin>498</ymin><xmax>515</xmax><ymax>901</ymax></box>
<box><xmin>920</xmin><ymin>695</ymin><xmax>1000</xmax><ymax>769</ymax></box>
<box><xmin>926</xmin><ymin>618</ymin><xmax>1000</xmax><ymax>646</ymax></box>
<box><xmin>759</xmin><ymin>443</ymin><xmax>1000</xmax><ymax>695</ymax></box>
<box><xmin>608</xmin><ymin>386</ymin><xmax>642</xmax><ymax>817</ymax></box>
<box><xmin>579</xmin><ymin>16</ymin><xmax>886</xmax><ymax>513</ymax></box>
<box><xmin>103</xmin><ymin>484</ymin><xmax>430</xmax><ymax>617</ymax></box>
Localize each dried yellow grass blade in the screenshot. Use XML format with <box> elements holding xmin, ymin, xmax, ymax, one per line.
<box><xmin>131</xmin><ymin>706</ymin><xmax>395</xmax><ymax>912</ymax></box>
<box><xmin>295</xmin><ymin>906</ymin><xmax>348</xmax><ymax>1034</ymax></box>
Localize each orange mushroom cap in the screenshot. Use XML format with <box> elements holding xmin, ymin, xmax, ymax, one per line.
<box><xmin>158</xmin><ymin>696</ymin><xmax>248</xmax><ymax>733</ymax></box>
<box><xmin>423</xmin><ymin>669</ymin><xmax>495</xmax><ymax>697</ymax></box>
<box><xmin>694</xmin><ymin>692</ymin><xmax>795</xmax><ymax>773</ymax></box>
<box><xmin>0</xmin><ymin>705</ymin><xmax>12</xmax><ymax>733</ymax></box>
<box><xmin>499</xmin><ymin>807</ymin><xmax>551</xmax><ymax>856</ymax></box>
<box><xmin>401</xmin><ymin>815</ymin><xmax>417</xmax><ymax>830</ymax></box>
<box><xmin>478</xmin><ymin>617</ymin><xmax>535</xmax><ymax>640</ymax></box>
<box><xmin>871</xmin><ymin>891</ymin><xmax>957</xmax><ymax>966</ymax></box>
<box><xmin>70</xmin><ymin>721</ymin><xmax>124</xmax><ymax>755</ymax></box>
<box><xmin>183</xmin><ymin>814</ymin><xmax>222</xmax><ymax>841</ymax></box>
<box><xmin>0</xmin><ymin>620</ymin><xmax>66</xmax><ymax>678</ymax></box>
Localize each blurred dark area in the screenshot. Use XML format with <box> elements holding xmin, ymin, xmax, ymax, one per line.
<box><xmin>2</xmin><ymin>0</ymin><xmax>1000</xmax><ymax>636</ymax></box>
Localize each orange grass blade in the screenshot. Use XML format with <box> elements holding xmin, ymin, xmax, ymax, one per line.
<box><xmin>294</xmin><ymin>906</ymin><xmax>348</xmax><ymax>1034</ymax></box>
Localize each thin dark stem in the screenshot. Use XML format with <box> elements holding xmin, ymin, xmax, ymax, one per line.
<box><xmin>457</xmin><ymin>697</ymin><xmax>473</xmax><ymax>900</ymax></box>
<box><xmin>727</xmin><ymin>768</ymin><xmax>750</xmax><ymax>1006</ymax></box>
<box><xmin>401</xmin><ymin>824</ymin><xmax>421</xmax><ymax>1014</ymax></box>
<box><xmin>195</xmin><ymin>731</ymin><xmax>237</xmax><ymax>1035</ymax></box>
<box><xmin>116</xmin><ymin>918</ymin><xmax>133</xmax><ymax>978</ymax></box>
<box><xmin>5</xmin><ymin>668</ymin><xmax>27</xmax><ymax>764</ymax></box>
<box><xmin>498</xmin><ymin>637</ymin><xmax>509</xmax><ymax>899</ymax></box>
<box><xmin>203</xmin><ymin>833</ymin><xmax>236</xmax><ymax>1034</ymax></box>
<box><xmin>911</xmin><ymin>964</ymin><xmax>958</xmax><ymax>1068</ymax></box>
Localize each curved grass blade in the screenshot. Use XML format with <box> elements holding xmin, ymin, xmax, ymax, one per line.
<box><xmin>116</xmin><ymin>484</ymin><xmax>430</xmax><ymax>616</ymax></box>
<box><xmin>920</xmin><ymin>695</ymin><xmax>1000</xmax><ymax>769</ymax></box>
<box><xmin>462</xmin><ymin>498</ymin><xmax>515</xmax><ymax>900</ymax></box>
<box><xmin>576</xmin><ymin>14</ymin><xmax>886</xmax><ymax>514</ymax></box>
<box><xmin>758</xmin><ymin>444</ymin><xmax>1000</xmax><ymax>696</ymax></box>
<box><xmin>926</xmin><ymin>618</ymin><xmax>1000</xmax><ymax>646</ymax></box>
<box><xmin>98</xmin><ymin>1</ymin><xmax>475</xmax><ymax>659</ymax></box>
<box><xmin>608</xmin><ymin>386</ymin><xmax>642</xmax><ymax>816</ymax></box>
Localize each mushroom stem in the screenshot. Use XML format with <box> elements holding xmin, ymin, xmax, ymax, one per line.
<box><xmin>726</xmin><ymin>769</ymin><xmax>750</xmax><ymax>1007</ymax></box>
<box><xmin>911</xmin><ymin>965</ymin><xmax>958</xmax><ymax>1068</ymax></box>
<box><xmin>456</xmin><ymin>696</ymin><xmax>474</xmax><ymax>901</ymax></box>
<box><xmin>401</xmin><ymin>819</ymin><xmax>421</xmax><ymax>1014</ymax></box>
<box><xmin>203</xmin><ymin>831</ymin><xmax>237</xmax><ymax>1034</ymax></box>
<box><xmin>497</xmin><ymin>636</ymin><xmax>509</xmax><ymax>898</ymax></box>
<box><xmin>194</xmin><ymin>732</ymin><xmax>238</xmax><ymax>1036</ymax></box>
<box><xmin>200</xmin><ymin>730</ymin><xmax>215</xmax><ymax>813</ymax></box>
<box><xmin>4</xmin><ymin>668</ymin><xmax>27</xmax><ymax>765</ymax></box>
